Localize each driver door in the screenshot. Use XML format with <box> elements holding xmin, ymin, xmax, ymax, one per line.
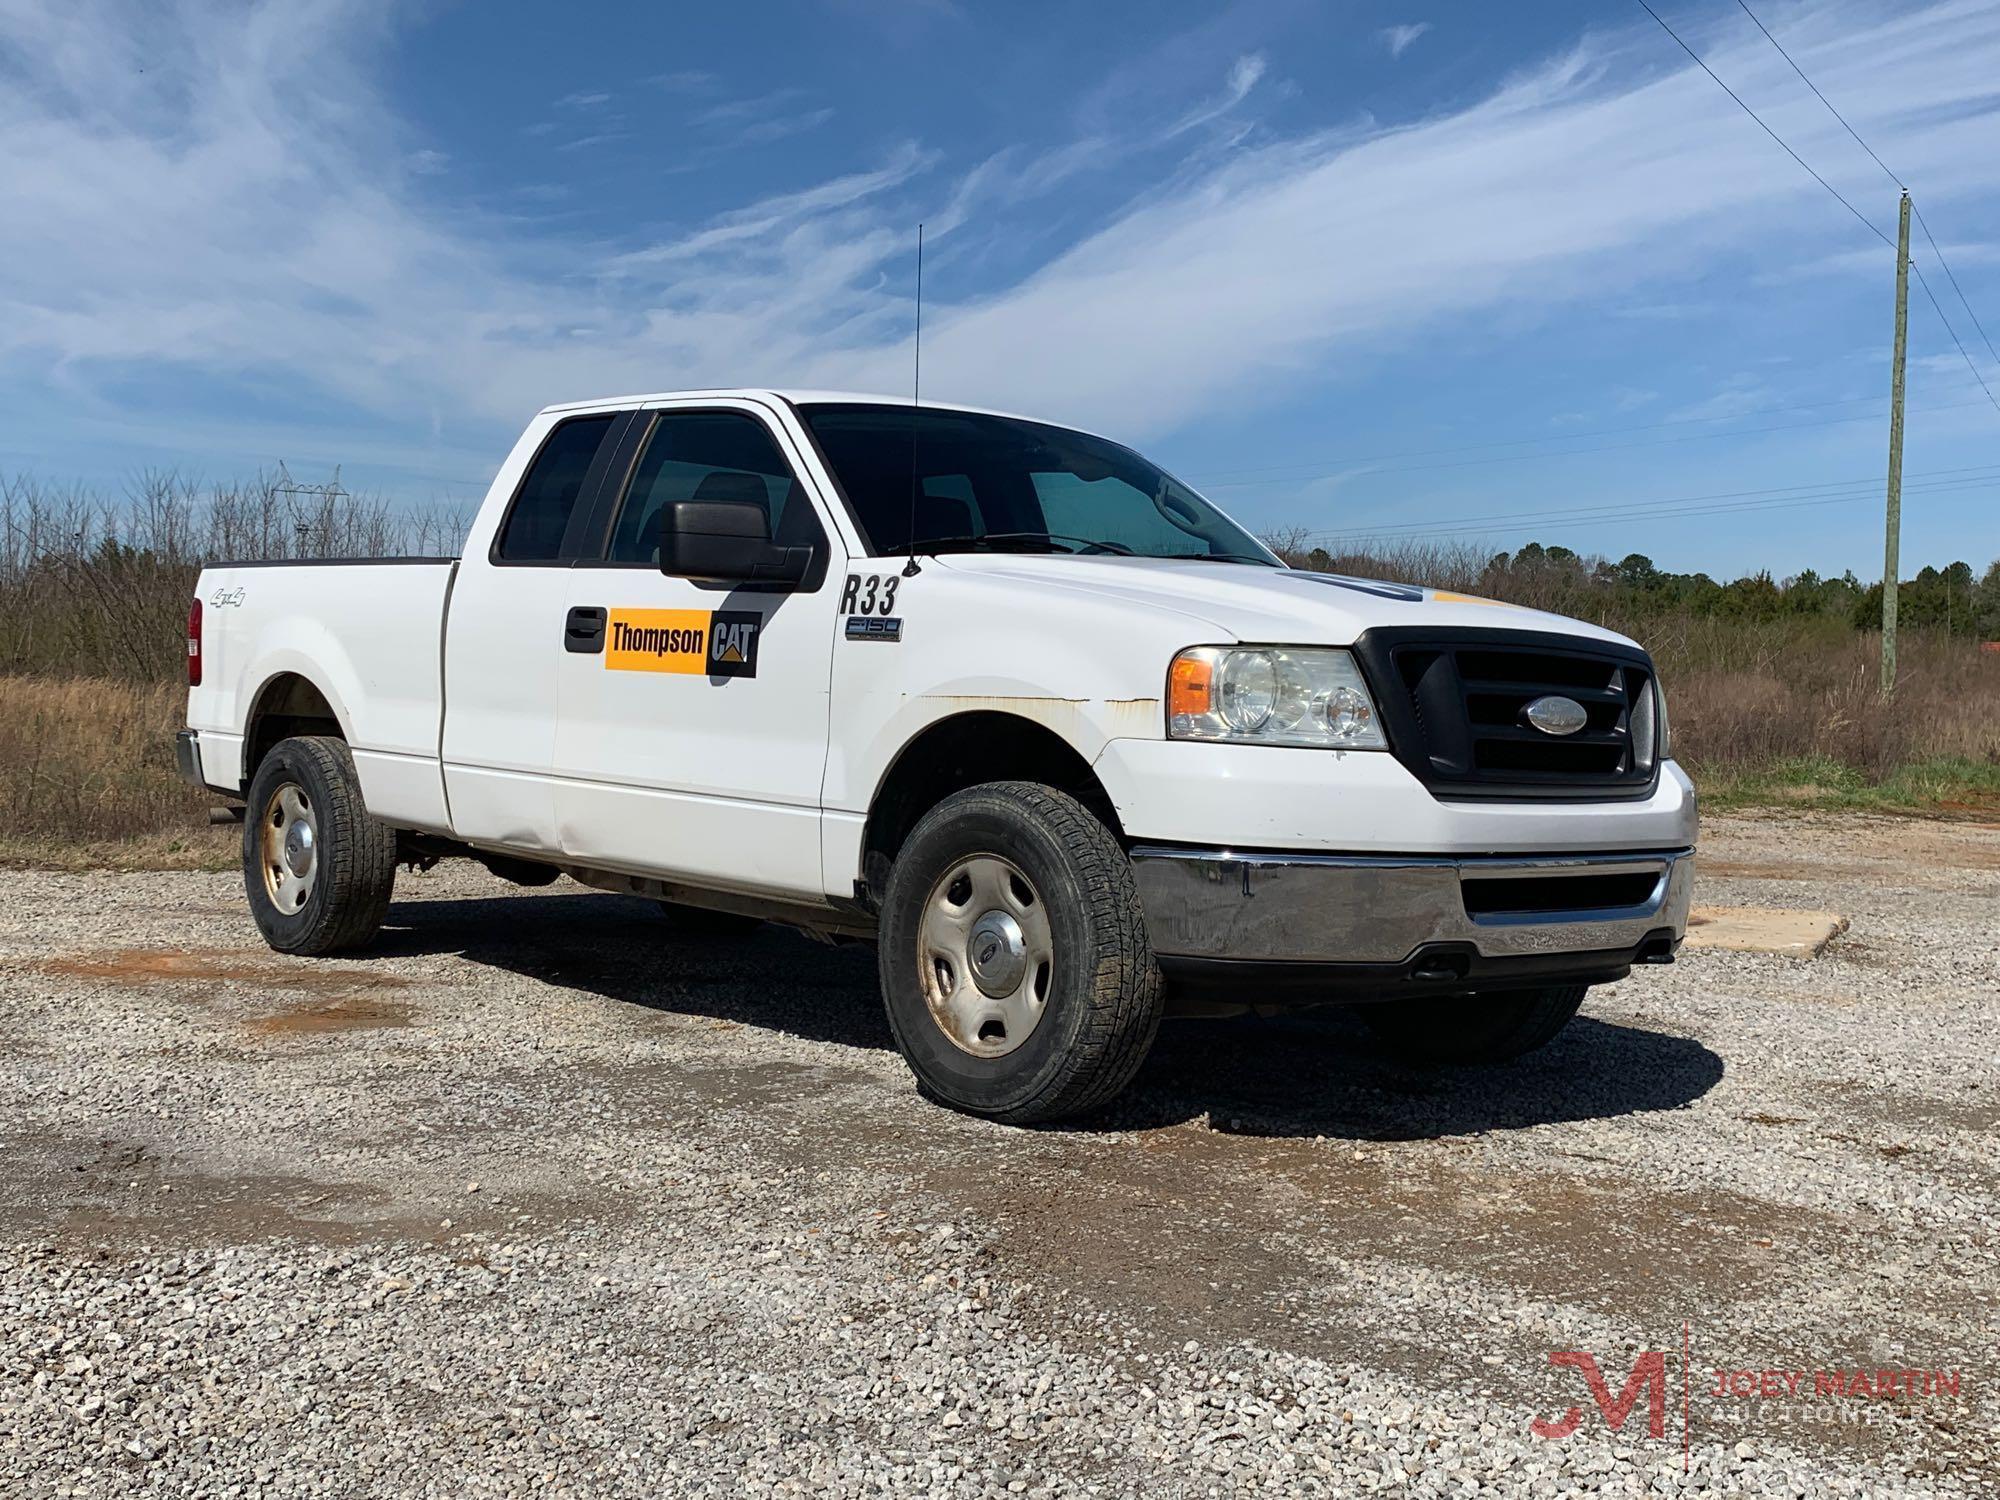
<box><xmin>552</xmin><ymin>401</ymin><xmax>844</xmax><ymax>899</ymax></box>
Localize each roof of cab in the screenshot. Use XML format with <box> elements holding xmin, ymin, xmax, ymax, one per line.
<box><xmin>536</xmin><ymin>388</ymin><xmax>1048</xmax><ymax>426</ymax></box>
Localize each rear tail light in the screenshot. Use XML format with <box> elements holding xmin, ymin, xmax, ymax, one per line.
<box><xmin>187</xmin><ymin>596</ymin><xmax>203</xmax><ymax>686</ymax></box>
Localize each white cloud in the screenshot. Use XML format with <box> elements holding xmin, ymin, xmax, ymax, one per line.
<box><xmin>2</xmin><ymin>0</ymin><xmax>1999</xmax><ymax>468</ymax></box>
<box><xmin>1165</xmin><ymin>52</ymin><xmax>1267</xmax><ymax>137</ymax></box>
<box><xmin>647</xmin><ymin>70</ymin><xmax>715</xmax><ymax>93</ymax></box>
<box><xmin>1380</xmin><ymin>22</ymin><xmax>1433</xmax><ymax>59</ymax></box>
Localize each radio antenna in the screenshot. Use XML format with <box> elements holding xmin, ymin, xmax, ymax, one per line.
<box><xmin>901</xmin><ymin>222</ymin><xmax>925</xmax><ymax>578</ymax></box>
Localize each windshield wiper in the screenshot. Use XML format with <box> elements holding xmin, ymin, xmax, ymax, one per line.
<box><xmin>906</xmin><ymin>531</ymin><xmax>1134</xmax><ymax>557</ymax></box>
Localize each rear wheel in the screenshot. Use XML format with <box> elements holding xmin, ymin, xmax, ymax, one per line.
<box><xmin>1362</xmin><ymin>986</ymin><xmax>1586</xmax><ymax>1064</ymax></box>
<box><xmin>878</xmin><ymin>781</ymin><xmax>1163</xmax><ymax>1124</ymax></box>
<box><xmin>242</xmin><ymin>736</ymin><xmax>397</xmax><ymax>955</ymax></box>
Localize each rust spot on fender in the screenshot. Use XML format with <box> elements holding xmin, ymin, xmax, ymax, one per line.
<box><xmin>913</xmin><ymin>693</ymin><xmax>1161</xmax><ymax>737</ymax></box>
<box><xmin>1104</xmin><ymin>697</ymin><xmax>1162</xmax><ymax>732</ymax></box>
<box><xmin>918</xmin><ymin>693</ymin><xmax>1087</xmax><ymax>709</ymax></box>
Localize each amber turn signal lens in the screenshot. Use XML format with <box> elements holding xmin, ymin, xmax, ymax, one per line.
<box><xmin>1168</xmin><ymin>653</ymin><xmax>1212</xmax><ymax>719</ymax></box>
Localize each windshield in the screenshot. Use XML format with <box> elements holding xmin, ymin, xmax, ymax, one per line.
<box><xmin>796</xmin><ymin>403</ymin><xmax>1279</xmax><ymax>564</ymax></box>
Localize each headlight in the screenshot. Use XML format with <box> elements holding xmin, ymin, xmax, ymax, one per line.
<box><xmin>1168</xmin><ymin>646</ymin><xmax>1386</xmax><ymax>748</ymax></box>
<box><xmin>1630</xmin><ymin>673</ymin><xmax>1669</xmax><ymax>769</ymax></box>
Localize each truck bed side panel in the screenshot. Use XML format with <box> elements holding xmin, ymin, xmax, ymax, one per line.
<box><xmin>188</xmin><ymin>561</ymin><xmax>457</xmax><ymax>832</ymax></box>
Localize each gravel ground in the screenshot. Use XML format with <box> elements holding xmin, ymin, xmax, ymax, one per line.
<box><xmin>1</xmin><ymin>810</ymin><xmax>1994</xmax><ymax>1497</ymax></box>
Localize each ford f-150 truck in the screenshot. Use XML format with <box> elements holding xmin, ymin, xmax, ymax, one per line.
<box><xmin>180</xmin><ymin>390</ymin><xmax>1695</xmax><ymax>1122</ymax></box>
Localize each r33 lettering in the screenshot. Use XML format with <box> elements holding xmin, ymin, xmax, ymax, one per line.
<box><xmin>840</xmin><ymin>573</ymin><xmax>900</xmax><ymax>616</ymax></box>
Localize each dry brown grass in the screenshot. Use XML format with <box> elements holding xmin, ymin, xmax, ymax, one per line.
<box><xmin>1664</xmin><ymin>628</ymin><xmax>2000</xmax><ymax>777</ymax></box>
<box><xmin>0</xmin><ymin>675</ymin><xmax>231</xmax><ymax>868</ymax></box>
<box><xmin>4</xmin><ymin>567</ymin><xmax>1998</xmax><ymax>870</ymax></box>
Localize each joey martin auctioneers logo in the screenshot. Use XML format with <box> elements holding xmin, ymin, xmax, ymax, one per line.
<box><xmin>1529</xmin><ymin>1326</ymin><xmax>1965</xmax><ymax>1470</ymax></box>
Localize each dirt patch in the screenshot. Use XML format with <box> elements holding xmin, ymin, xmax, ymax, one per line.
<box><xmin>1701</xmin><ymin>858</ymin><xmax>1829</xmax><ymax>882</ymax></box>
<box><xmin>245</xmin><ymin>995</ymin><xmax>414</xmax><ymax>1034</ymax></box>
<box><xmin>41</xmin><ymin>945</ymin><xmax>412</xmax><ymax>995</ymax></box>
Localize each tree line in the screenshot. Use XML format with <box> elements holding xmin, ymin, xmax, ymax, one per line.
<box><xmin>1281</xmin><ymin>537</ymin><xmax>2000</xmax><ymax>640</ymax></box>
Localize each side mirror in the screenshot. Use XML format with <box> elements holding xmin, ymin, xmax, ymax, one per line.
<box><xmin>658</xmin><ymin>500</ymin><xmax>811</xmax><ymax>586</ymax></box>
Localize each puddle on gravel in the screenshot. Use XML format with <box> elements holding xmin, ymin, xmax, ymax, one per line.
<box><xmin>42</xmin><ymin>946</ymin><xmax>411</xmax><ymax>996</ymax></box>
<box><xmin>245</xmin><ymin>996</ymin><xmax>414</xmax><ymax>1034</ymax></box>
<box><xmin>39</xmin><ymin>946</ymin><xmax>417</xmax><ymax>1034</ymax></box>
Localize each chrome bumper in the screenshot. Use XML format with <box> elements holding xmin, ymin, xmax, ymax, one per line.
<box><xmin>1130</xmin><ymin>846</ymin><xmax>1694</xmax><ymax>966</ymax></box>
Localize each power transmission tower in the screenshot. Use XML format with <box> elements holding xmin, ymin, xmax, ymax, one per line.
<box><xmin>1881</xmin><ymin>191</ymin><xmax>1910</xmax><ymax>697</ymax></box>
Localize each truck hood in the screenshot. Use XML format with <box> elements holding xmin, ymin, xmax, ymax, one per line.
<box><xmin>929</xmin><ymin>555</ymin><xmax>1641</xmax><ymax>650</ymax></box>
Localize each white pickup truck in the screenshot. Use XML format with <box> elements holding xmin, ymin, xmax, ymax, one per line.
<box><xmin>181</xmin><ymin>390</ymin><xmax>1695</xmax><ymax>1122</ymax></box>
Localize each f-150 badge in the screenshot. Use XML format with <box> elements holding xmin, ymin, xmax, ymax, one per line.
<box><xmin>606</xmin><ymin>609</ymin><xmax>760</xmax><ymax>678</ymax></box>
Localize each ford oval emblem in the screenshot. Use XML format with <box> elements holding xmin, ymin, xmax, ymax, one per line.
<box><xmin>1524</xmin><ymin>694</ymin><xmax>1589</xmax><ymax>736</ymax></box>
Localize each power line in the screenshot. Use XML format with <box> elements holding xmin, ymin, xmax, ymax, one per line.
<box><xmin>1304</xmin><ymin>476</ymin><xmax>2000</xmax><ymax>546</ymax></box>
<box><xmin>1179</xmin><ymin>387</ymin><xmax>1984</xmax><ymax>484</ymax></box>
<box><xmin>1294</xmin><ymin>462</ymin><xmax>2000</xmax><ymax>542</ymax></box>
<box><xmin>1731</xmin><ymin>0</ymin><xmax>1904</xmax><ymax>190</ymax></box>
<box><xmin>1632</xmin><ymin>0</ymin><xmax>1891</xmax><ymax>247</ymax></box>
<box><xmin>1195</xmin><ymin>397</ymin><xmax>1997</xmax><ymax>492</ymax></box>
<box><xmin>1302</xmin><ymin>474</ymin><xmax>2000</xmax><ymax>545</ymax></box>
<box><xmin>1733</xmin><ymin>0</ymin><xmax>2000</xmax><ymax>376</ymax></box>
<box><xmin>1907</xmin><ymin>260</ymin><xmax>2000</xmax><ymax>418</ymax></box>
<box><xmin>1719</xmin><ymin>0</ymin><xmax>2000</xmax><ymax>417</ymax></box>
<box><xmin>1911</xmin><ymin>202</ymin><xmax>2000</xmax><ymax>377</ymax></box>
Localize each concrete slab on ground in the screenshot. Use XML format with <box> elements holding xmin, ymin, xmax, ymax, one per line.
<box><xmin>1684</xmin><ymin>904</ymin><xmax>1849</xmax><ymax>956</ymax></box>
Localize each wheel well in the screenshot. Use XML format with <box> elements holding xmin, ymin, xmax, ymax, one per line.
<box><xmin>244</xmin><ymin>673</ymin><xmax>343</xmax><ymax>789</ymax></box>
<box><xmin>861</xmin><ymin>712</ymin><xmax>1122</xmax><ymax>903</ymax></box>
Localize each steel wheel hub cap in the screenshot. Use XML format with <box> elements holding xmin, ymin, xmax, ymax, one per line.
<box><xmin>918</xmin><ymin>854</ymin><xmax>1055</xmax><ymax>1058</ymax></box>
<box><xmin>283</xmin><ymin>820</ymin><xmax>315</xmax><ymax>877</ymax></box>
<box><xmin>260</xmin><ymin>782</ymin><xmax>319</xmax><ymax>914</ymax></box>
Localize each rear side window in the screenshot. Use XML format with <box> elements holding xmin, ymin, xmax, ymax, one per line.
<box><xmin>496</xmin><ymin>415</ymin><xmax>617</xmax><ymax>562</ymax></box>
<box><xmin>606</xmin><ymin>411</ymin><xmax>808</xmax><ymax>564</ymax></box>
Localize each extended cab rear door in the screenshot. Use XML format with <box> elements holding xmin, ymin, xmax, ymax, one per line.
<box><xmin>441</xmin><ymin>409</ymin><xmax>637</xmax><ymax>854</ymax></box>
<box><xmin>551</xmin><ymin>398</ymin><xmax>847</xmax><ymax>899</ymax></box>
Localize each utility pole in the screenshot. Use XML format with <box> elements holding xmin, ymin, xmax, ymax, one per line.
<box><xmin>1881</xmin><ymin>190</ymin><xmax>1911</xmax><ymax>697</ymax></box>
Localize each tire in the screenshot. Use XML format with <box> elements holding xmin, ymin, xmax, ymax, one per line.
<box><xmin>242</xmin><ymin>736</ymin><xmax>397</xmax><ymax>956</ymax></box>
<box><xmin>1362</xmin><ymin>986</ymin><xmax>1586</xmax><ymax>1065</ymax></box>
<box><xmin>877</xmin><ymin>781</ymin><xmax>1163</xmax><ymax>1124</ymax></box>
<box><xmin>655</xmin><ymin>901</ymin><xmax>765</xmax><ymax>937</ymax></box>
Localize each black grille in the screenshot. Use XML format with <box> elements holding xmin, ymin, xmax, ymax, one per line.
<box><xmin>1351</xmin><ymin>627</ymin><xmax>1660</xmax><ymax>800</ymax></box>
<box><xmin>1460</xmin><ymin>872</ymin><xmax>1661</xmax><ymax>915</ymax></box>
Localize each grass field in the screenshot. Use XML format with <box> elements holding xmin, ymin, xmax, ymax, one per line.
<box><xmin>0</xmin><ymin>676</ymin><xmax>228</xmax><ymax>869</ymax></box>
<box><xmin>2</xmin><ymin>479</ymin><xmax>1996</xmax><ymax>866</ymax></box>
<box><xmin>3</xmin><ymin>626</ymin><xmax>1996</xmax><ymax>871</ymax></box>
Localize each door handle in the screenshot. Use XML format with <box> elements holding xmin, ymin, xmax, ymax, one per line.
<box><xmin>564</xmin><ymin>605</ymin><xmax>607</xmax><ymax>654</ymax></box>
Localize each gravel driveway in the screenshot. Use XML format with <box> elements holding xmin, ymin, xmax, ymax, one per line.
<box><xmin>2</xmin><ymin>811</ymin><xmax>1994</xmax><ymax>1497</ymax></box>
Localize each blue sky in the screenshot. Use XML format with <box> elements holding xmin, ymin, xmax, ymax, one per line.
<box><xmin>3</xmin><ymin>0</ymin><xmax>1998</xmax><ymax>579</ymax></box>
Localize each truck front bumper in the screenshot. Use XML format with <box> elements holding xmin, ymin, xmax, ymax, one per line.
<box><xmin>1130</xmin><ymin>846</ymin><xmax>1694</xmax><ymax>999</ymax></box>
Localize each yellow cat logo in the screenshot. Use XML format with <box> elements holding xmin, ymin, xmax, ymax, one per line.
<box><xmin>605</xmin><ymin>609</ymin><xmax>761</xmax><ymax>678</ymax></box>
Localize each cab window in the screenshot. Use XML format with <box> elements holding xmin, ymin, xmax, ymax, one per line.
<box><xmin>494</xmin><ymin>414</ymin><xmax>618</xmax><ymax>562</ymax></box>
<box><xmin>606</xmin><ymin>411</ymin><xmax>814</xmax><ymax>565</ymax></box>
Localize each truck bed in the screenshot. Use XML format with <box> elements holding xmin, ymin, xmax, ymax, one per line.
<box><xmin>187</xmin><ymin>557</ymin><xmax>460</xmax><ymax>834</ymax></box>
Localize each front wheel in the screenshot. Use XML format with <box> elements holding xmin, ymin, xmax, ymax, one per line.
<box><xmin>1362</xmin><ymin>985</ymin><xmax>1586</xmax><ymax>1065</ymax></box>
<box><xmin>242</xmin><ymin>736</ymin><xmax>397</xmax><ymax>955</ymax></box>
<box><xmin>878</xmin><ymin>781</ymin><xmax>1163</xmax><ymax>1124</ymax></box>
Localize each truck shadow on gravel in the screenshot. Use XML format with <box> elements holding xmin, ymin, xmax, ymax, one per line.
<box><xmin>373</xmin><ymin>890</ymin><xmax>1724</xmax><ymax>1142</ymax></box>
